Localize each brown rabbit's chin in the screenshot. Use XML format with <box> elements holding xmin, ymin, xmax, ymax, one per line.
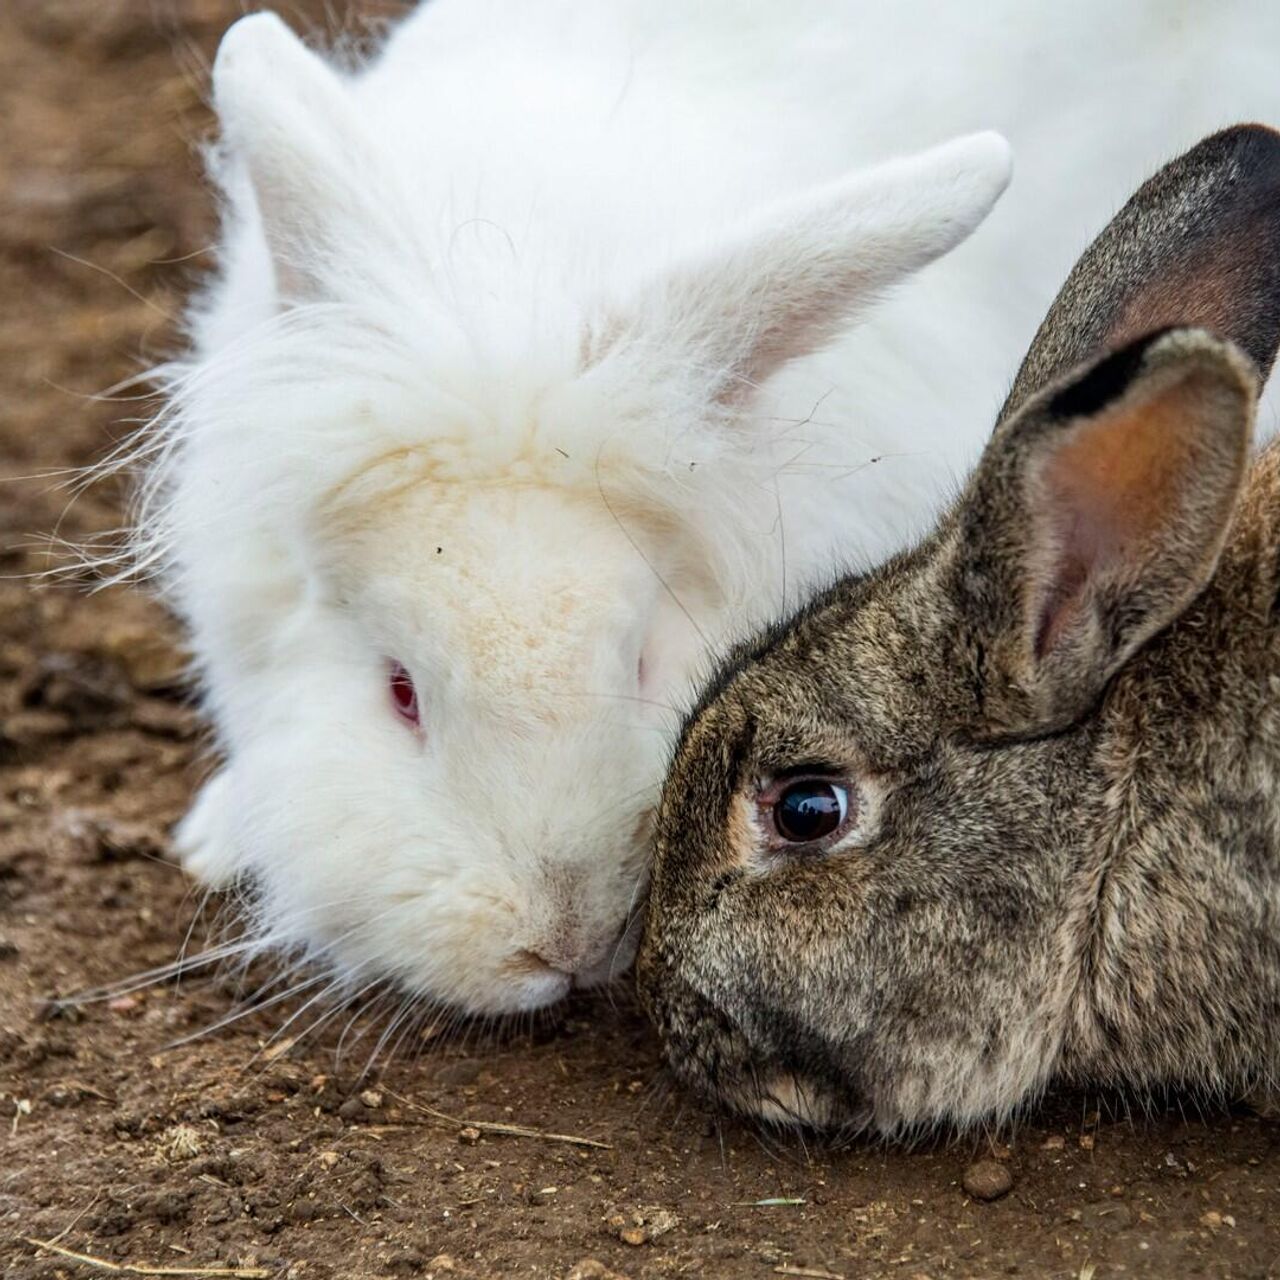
<box><xmin>674</xmin><ymin>1044</ymin><xmax>874</xmax><ymax>1135</ymax></box>
<box><xmin>726</xmin><ymin>1073</ymin><xmax>842</xmax><ymax>1130</ymax></box>
<box><xmin>641</xmin><ymin>960</ymin><xmax>872</xmax><ymax>1133</ymax></box>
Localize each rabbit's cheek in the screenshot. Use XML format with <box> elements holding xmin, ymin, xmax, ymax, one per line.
<box><xmin>644</xmin><ymin>961</ymin><xmax>863</xmax><ymax>1129</ymax></box>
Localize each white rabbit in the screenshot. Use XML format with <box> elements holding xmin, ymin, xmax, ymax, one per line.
<box><xmin>137</xmin><ymin>0</ymin><xmax>1280</xmax><ymax>1015</ymax></box>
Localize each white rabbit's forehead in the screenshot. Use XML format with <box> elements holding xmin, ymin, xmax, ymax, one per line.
<box><xmin>327</xmin><ymin>477</ymin><xmax>668</xmax><ymax>604</ymax></box>
<box><xmin>318</xmin><ymin>476</ymin><xmax>719</xmax><ymax>712</ymax></box>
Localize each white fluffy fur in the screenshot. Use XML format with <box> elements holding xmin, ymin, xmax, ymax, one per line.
<box><xmin>141</xmin><ymin>0</ymin><xmax>1280</xmax><ymax>1014</ymax></box>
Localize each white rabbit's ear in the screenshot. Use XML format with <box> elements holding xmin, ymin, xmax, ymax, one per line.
<box><xmin>213</xmin><ymin>13</ymin><xmax>383</xmax><ymax>303</ymax></box>
<box><xmin>623</xmin><ymin>132</ymin><xmax>1011</xmax><ymax>402</ymax></box>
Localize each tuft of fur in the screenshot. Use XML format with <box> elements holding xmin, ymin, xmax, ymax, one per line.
<box><xmin>638</xmin><ymin>126</ymin><xmax>1280</xmax><ymax>1136</ymax></box>
<box><xmin>122</xmin><ymin>0</ymin><xmax>1280</xmax><ymax>1016</ymax></box>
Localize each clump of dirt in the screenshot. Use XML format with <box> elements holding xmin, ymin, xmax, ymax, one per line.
<box><xmin>1</xmin><ymin>4</ymin><xmax>1278</xmax><ymax>1277</ymax></box>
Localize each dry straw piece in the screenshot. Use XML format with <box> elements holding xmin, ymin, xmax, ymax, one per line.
<box><xmin>22</xmin><ymin>1237</ymin><xmax>274</xmax><ymax>1278</ymax></box>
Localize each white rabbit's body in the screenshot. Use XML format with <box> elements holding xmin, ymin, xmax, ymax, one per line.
<box><xmin>156</xmin><ymin>0</ymin><xmax>1280</xmax><ymax>1013</ymax></box>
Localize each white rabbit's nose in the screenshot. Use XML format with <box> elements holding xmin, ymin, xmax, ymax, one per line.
<box><xmin>508</xmin><ymin>925</ymin><xmax>625</xmax><ymax>983</ymax></box>
<box><xmin>510</xmin><ymin>946</ymin><xmax>579</xmax><ymax>977</ymax></box>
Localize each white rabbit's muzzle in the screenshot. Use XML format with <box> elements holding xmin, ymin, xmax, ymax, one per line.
<box><xmin>195</xmin><ymin>722</ymin><xmax>660</xmax><ymax>1015</ymax></box>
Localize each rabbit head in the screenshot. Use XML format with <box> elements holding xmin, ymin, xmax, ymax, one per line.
<box><xmin>638</xmin><ymin>124</ymin><xmax>1280</xmax><ymax>1133</ymax></box>
<box><xmin>156</xmin><ymin>15</ymin><xmax>1012</xmax><ymax>1015</ymax></box>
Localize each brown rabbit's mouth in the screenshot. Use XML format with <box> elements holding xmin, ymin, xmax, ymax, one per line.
<box><xmin>639</xmin><ymin>950</ymin><xmax>873</xmax><ymax>1132</ymax></box>
<box><xmin>726</xmin><ymin>1072</ymin><xmax>840</xmax><ymax>1129</ymax></box>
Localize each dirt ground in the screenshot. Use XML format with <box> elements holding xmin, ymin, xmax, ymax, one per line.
<box><xmin>2</xmin><ymin>3</ymin><xmax>1279</xmax><ymax>1278</ymax></box>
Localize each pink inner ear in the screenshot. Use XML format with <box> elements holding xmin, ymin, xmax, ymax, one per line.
<box><xmin>1033</xmin><ymin>542</ymin><xmax>1089</xmax><ymax>661</ymax></box>
<box><xmin>1031</xmin><ymin>382</ymin><xmax>1196</xmax><ymax>663</ymax></box>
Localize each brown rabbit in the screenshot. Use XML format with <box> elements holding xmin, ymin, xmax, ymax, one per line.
<box><xmin>637</xmin><ymin>124</ymin><xmax>1280</xmax><ymax>1135</ymax></box>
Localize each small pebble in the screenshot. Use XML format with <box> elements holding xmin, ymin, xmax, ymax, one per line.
<box><xmin>34</xmin><ymin>998</ymin><xmax>84</xmax><ymax>1024</ymax></box>
<box><xmin>962</xmin><ymin>1157</ymin><xmax>1014</xmax><ymax>1201</ymax></box>
<box><xmin>317</xmin><ymin>1150</ymin><xmax>339</xmax><ymax>1169</ymax></box>
<box><xmin>458</xmin><ymin>1126</ymin><xmax>481</xmax><ymax>1145</ymax></box>
<box><xmin>385</xmin><ymin>1250</ymin><xmax>427</xmax><ymax>1273</ymax></box>
<box><xmin>359</xmin><ymin>1088</ymin><xmax>383</xmax><ymax>1109</ymax></box>
<box><xmin>1041</xmin><ymin>1134</ymin><xmax>1066</xmax><ymax>1151</ymax></box>
<box><xmin>1079</xmin><ymin>1133</ymin><xmax>1096</xmax><ymax>1151</ymax></box>
<box><xmin>612</xmin><ymin>1205</ymin><xmax>678</xmax><ymax>1246</ymax></box>
<box><xmin>338</xmin><ymin>1095</ymin><xmax>381</xmax><ymax>1122</ymax></box>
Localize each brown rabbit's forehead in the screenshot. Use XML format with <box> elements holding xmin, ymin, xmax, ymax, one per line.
<box><xmin>649</xmin><ymin>546</ymin><xmax>966</xmax><ymax>922</ymax></box>
<box><xmin>709</xmin><ymin>540</ymin><xmax>967</xmax><ymax>777</ymax></box>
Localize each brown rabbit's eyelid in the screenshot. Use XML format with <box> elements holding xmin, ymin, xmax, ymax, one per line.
<box><xmin>753</xmin><ymin>763</ymin><xmax>849</xmax><ymax>794</ymax></box>
<box><xmin>747</xmin><ymin>770</ymin><xmax>893</xmax><ymax>862</ymax></box>
<box><xmin>747</xmin><ymin>787</ymin><xmax>855</xmax><ymax>860</ymax></box>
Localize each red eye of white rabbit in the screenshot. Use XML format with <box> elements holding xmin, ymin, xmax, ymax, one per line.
<box><xmin>388</xmin><ymin>660</ymin><xmax>421</xmax><ymax>728</ymax></box>
<box><xmin>759</xmin><ymin>776</ymin><xmax>854</xmax><ymax>847</ymax></box>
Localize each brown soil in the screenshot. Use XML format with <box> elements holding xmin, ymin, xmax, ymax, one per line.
<box><xmin>2</xmin><ymin>4</ymin><xmax>1279</xmax><ymax>1278</ymax></box>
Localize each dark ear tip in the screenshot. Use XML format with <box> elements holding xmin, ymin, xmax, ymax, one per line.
<box><xmin>1196</xmin><ymin>122</ymin><xmax>1280</xmax><ymax>167</ymax></box>
<box><xmin>1045</xmin><ymin>328</ymin><xmax>1173</xmax><ymax>419</ymax></box>
<box><xmin>1176</xmin><ymin>124</ymin><xmax>1280</xmax><ymax>213</ymax></box>
<box><xmin>1001</xmin><ymin>123</ymin><xmax>1280</xmax><ymax>418</ymax></box>
<box><xmin>1046</xmin><ymin>327</ymin><xmax>1258</xmax><ymax>422</ymax></box>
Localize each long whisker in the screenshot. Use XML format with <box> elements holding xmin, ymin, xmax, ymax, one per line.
<box><xmin>163</xmin><ymin>970</ymin><xmax>334</xmax><ymax>1049</ymax></box>
<box><xmin>593</xmin><ymin>450</ymin><xmax>709</xmax><ymax>648</ymax></box>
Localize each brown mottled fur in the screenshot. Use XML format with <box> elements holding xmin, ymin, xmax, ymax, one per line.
<box><xmin>637</xmin><ymin>126</ymin><xmax>1280</xmax><ymax>1135</ymax></box>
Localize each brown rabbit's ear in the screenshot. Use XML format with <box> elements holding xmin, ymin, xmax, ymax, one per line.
<box><xmin>960</xmin><ymin>328</ymin><xmax>1256</xmax><ymax>736</ymax></box>
<box><xmin>1001</xmin><ymin>124</ymin><xmax>1280</xmax><ymax>417</ymax></box>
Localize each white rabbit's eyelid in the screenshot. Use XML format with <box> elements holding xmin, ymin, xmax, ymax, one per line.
<box><xmin>386</xmin><ymin>658</ymin><xmax>424</xmax><ymax>731</ymax></box>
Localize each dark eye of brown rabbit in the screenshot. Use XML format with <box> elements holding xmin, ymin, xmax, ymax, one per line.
<box><xmin>771</xmin><ymin>779</ymin><xmax>851</xmax><ymax>844</ymax></box>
